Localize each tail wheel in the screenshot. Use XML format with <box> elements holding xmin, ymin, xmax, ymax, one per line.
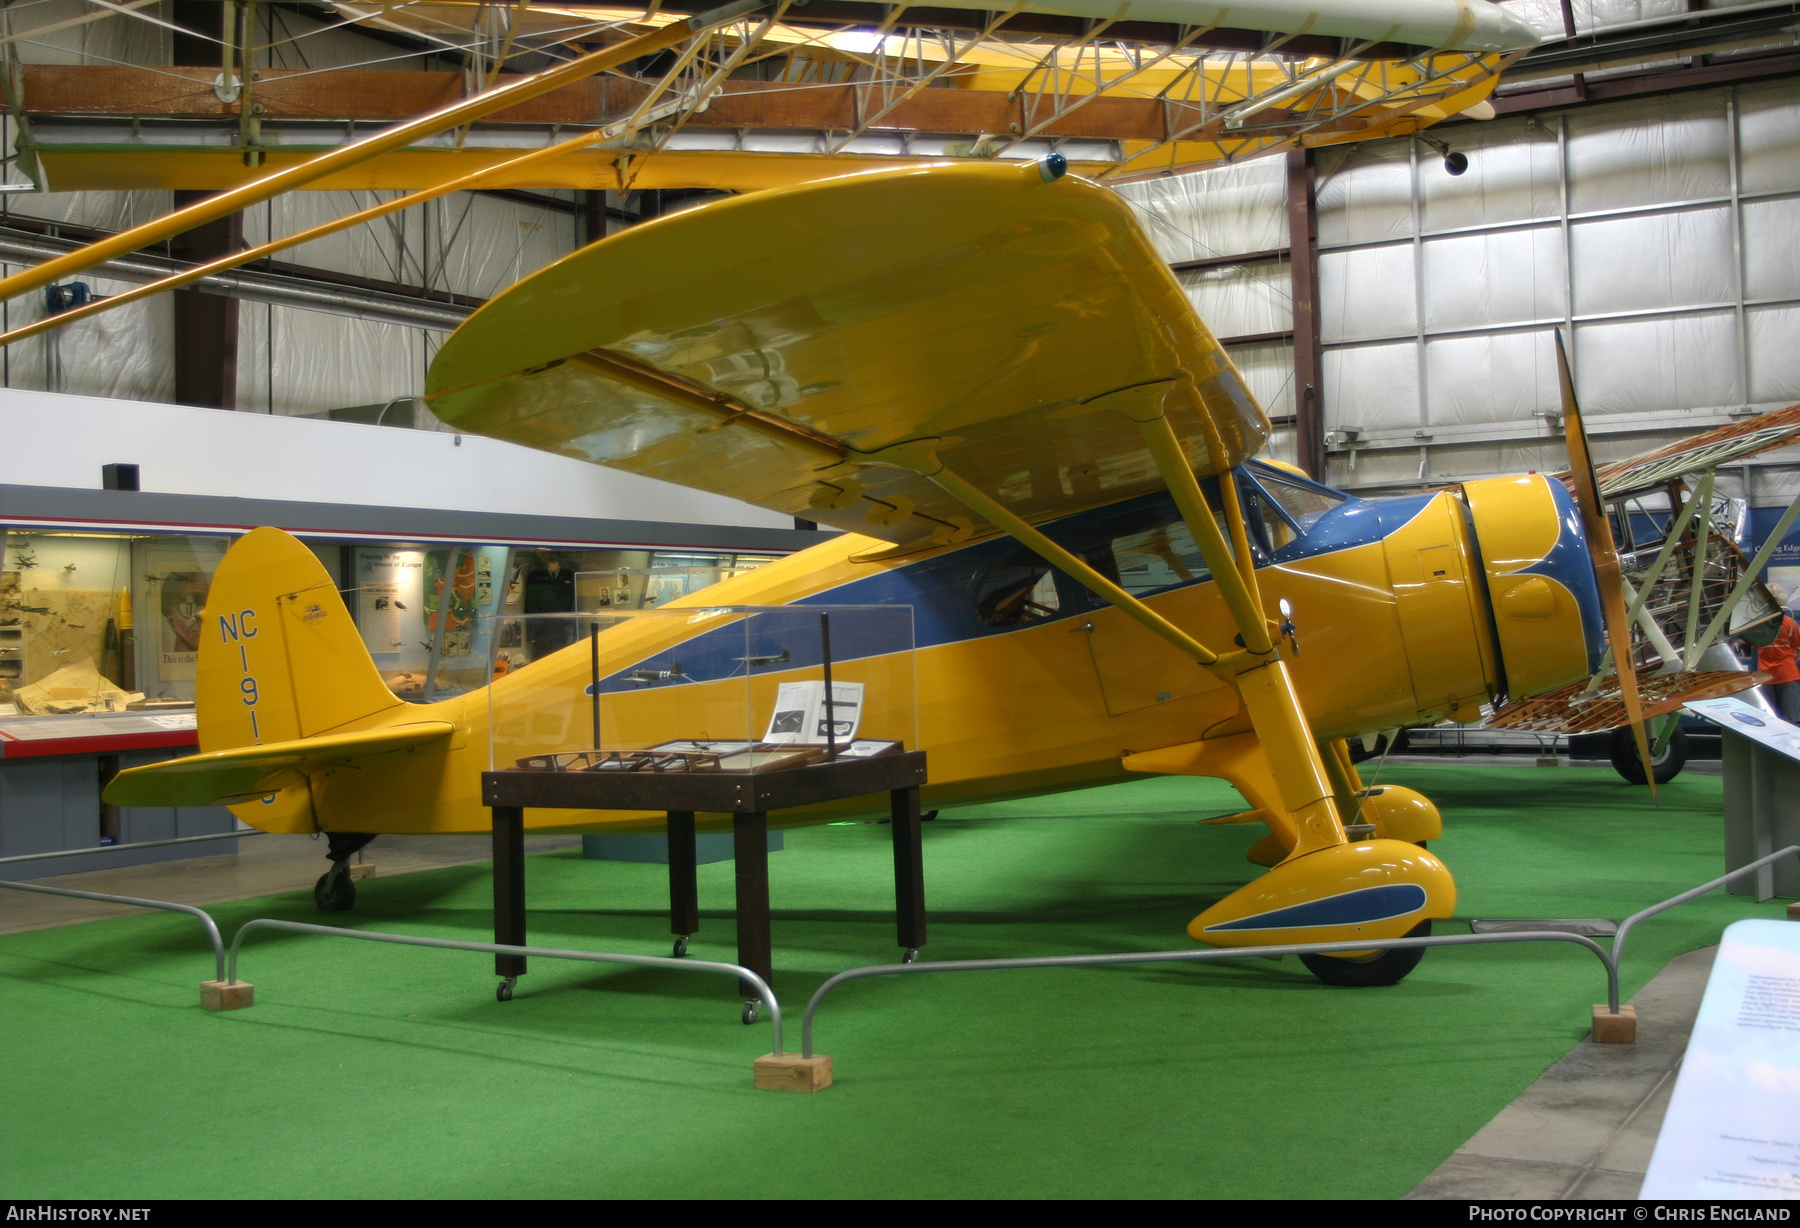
<box><xmin>1610</xmin><ymin>725</ymin><xmax>1686</xmax><ymax>785</ymax></box>
<box><xmin>313</xmin><ymin>866</ymin><xmax>357</xmax><ymax>912</ymax></box>
<box><xmin>1299</xmin><ymin>920</ymin><xmax>1430</xmax><ymax>987</ymax></box>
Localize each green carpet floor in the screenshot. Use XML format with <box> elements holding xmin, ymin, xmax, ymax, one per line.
<box><xmin>0</xmin><ymin>764</ymin><xmax>1776</xmax><ymax>1199</ymax></box>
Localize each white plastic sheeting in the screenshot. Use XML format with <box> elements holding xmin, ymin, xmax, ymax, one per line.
<box><xmin>1177</xmin><ymin>260</ymin><xmax>1291</xmax><ymax>341</ymax></box>
<box><xmin>1113</xmin><ymin>159</ymin><xmax>1288</xmax><ymax>263</ymax></box>
<box><xmin>1300</xmin><ymin>76</ymin><xmax>1800</xmax><ymax>488</ymax></box>
<box><xmin>0</xmin><ymin>266</ymin><xmax>174</xmax><ymax>402</ymax></box>
<box><xmin>236</xmin><ymin>302</ymin><xmax>430</xmax><ymax>416</ymax></box>
<box><xmin>241</xmin><ymin>190</ymin><xmax>580</xmax><ymax>304</ymax></box>
<box><xmin>1566</xmin><ymin>93</ymin><xmax>1730</xmax><ymax>212</ymax></box>
<box><xmin>7</xmin><ymin>0</ymin><xmax>166</xmax><ymax>67</ymax></box>
<box><xmin>1228</xmin><ymin>340</ymin><xmax>1297</xmax><ymax>421</ymax></box>
<box><xmin>1422</xmin><ymin>227</ymin><xmax>1565</xmax><ymax>333</ymax></box>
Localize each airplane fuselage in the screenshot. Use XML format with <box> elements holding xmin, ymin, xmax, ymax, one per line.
<box><xmin>225</xmin><ymin>462</ymin><xmax>1601</xmax><ymax>835</ymax></box>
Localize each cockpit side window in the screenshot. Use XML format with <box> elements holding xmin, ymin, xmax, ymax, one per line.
<box><xmin>1060</xmin><ymin>495</ymin><xmax>1219</xmax><ymax>605</ymax></box>
<box><xmin>974</xmin><ymin>551</ymin><xmax>1063</xmax><ymax>628</ymax></box>
<box><xmin>1109</xmin><ymin>521</ymin><xmax>1208</xmax><ymax>596</ymax></box>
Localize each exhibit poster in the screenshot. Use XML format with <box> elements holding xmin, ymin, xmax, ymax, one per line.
<box><xmin>424</xmin><ymin>547</ymin><xmax>478</xmax><ymax>656</ymax></box>
<box><xmin>764</xmin><ymin>680</ymin><xmax>864</xmax><ymax>744</ymax></box>
<box><xmin>1683</xmin><ymin>695</ymin><xmax>1800</xmax><ymax>764</ymax></box>
<box><xmin>143</xmin><ymin>545</ymin><xmax>215</xmax><ymax>682</ymax></box>
<box><xmin>357</xmin><ymin>545</ymin><xmax>510</xmax><ymax>695</ymax></box>
<box><xmin>356</xmin><ymin>548</ymin><xmax>423</xmax><ymax>656</ymax></box>
<box><xmin>1640</xmin><ymin>919</ymin><xmax>1800</xmax><ymax>1198</ymax></box>
<box><xmin>643</xmin><ymin>573</ymin><xmax>686</xmax><ymax>608</ymax></box>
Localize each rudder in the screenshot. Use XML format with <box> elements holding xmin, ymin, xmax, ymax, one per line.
<box><xmin>199</xmin><ymin>526</ymin><xmax>401</xmax><ymax>756</ymax></box>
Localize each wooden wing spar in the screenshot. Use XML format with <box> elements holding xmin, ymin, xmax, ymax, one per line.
<box><xmin>423</xmin><ymin>160</ymin><xmax>1269</xmax><ymax>548</ymax></box>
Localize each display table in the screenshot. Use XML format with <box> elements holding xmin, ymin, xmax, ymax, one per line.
<box><xmin>481</xmin><ymin>751</ymin><xmax>929</xmax><ymax>1005</ymax></box>
<box><xmin>0</xmin><ymin>711</ymin><xmax>198</xmax><ymax>759</ymax></box>
<box><xmin>0</xmin><ymin>711</ymin><xmax>234</xmax><ymax>877</ymax></box>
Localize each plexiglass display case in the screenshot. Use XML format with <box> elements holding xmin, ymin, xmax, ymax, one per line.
<box><xmin>488</xmin><ymin>606</ymin><xmax>917</xmax><ymax>774</ymax></box>
<box><xmin>0</xmin><ymin>526</ymin><xmax>784</xmax><ymax>725</ymax></box>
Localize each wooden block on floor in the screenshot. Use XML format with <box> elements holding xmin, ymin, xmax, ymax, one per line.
<box><xmin>1591</xmin><ymin>1003</ymin><xmax>1636</xmax><ymax>1043</ymax></box>
<box><xmin>347</xmin><ymin>864</ymin><xmax>376</xmax><ymax>881</ymax></box>
<box><xmin>1787</xmin><ymin>901</ymin><xmax>1800</xmax><ymax>921</ymax></box>
<box><xmin>200</xmin><ymin>980</ymin><xmax>254</xmax><ymax>1011</ymax></box>
<box><xmin>754</xmin><ymin>1053</ymin><xmax>832</xmax><ymax>1092</ymax></box>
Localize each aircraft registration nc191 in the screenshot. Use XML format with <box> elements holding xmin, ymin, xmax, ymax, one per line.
<box><xmin>108</xmin><ymin>160</ymin><xmax>1764</xmax><ymax>986</ymax></box>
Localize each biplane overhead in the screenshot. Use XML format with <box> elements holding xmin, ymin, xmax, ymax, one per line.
<box><xmin>104</xmin><ymin>159</ymin><xmax>1788</xmax><ymax>987</ymax></box>
<box><xmin>17</xmin><ymin>0</ymin><xmax>1537</xmax><ymax>194</ymax></box>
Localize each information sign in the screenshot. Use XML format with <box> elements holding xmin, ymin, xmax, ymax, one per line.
<box><xmin>1641</xmin><ymin>919</ymin><xmax>1800</xmax><ymax>1198</ymax></box>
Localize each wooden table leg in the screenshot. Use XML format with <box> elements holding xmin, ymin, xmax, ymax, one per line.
<box><xmin>733</xmin><ymin>810</ymin><xmax>772</xmax><ymax>998</ymax></box>
<box><xmin>667</xmin><ymin>810</ymin><xmax>698</xmax><ymax>955</ymax></box>
<box><xmin>491</xmin><ymin>805</ymin><xmax>527</xmax><ymax>988</ymax></box>
<box><xmin>891</xmin><ymin>785</ymin><xmax>927</xmax><ymax>956</ymax></box>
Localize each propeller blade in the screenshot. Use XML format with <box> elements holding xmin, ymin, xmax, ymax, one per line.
<box><xmin>1556</xmin><ymin>331</ymin><xmax>1658</xmax><ymax>796</ymax></box>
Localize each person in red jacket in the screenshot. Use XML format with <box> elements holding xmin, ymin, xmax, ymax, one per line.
<box><xmin>1756</xmin><ymin>585</ymin><xmax>1800</xmax><ymax>722</ymax></box>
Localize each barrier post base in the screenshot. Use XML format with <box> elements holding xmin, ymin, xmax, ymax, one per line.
<box><xmin>1592</xmin><ymin>1004</ymin><xmax>1636</xmax><ymax>1043</ymax></box>
<box><xmin>755</xmin><ymin>1053</ymin><xmax>832</xmax><ymax>1092</ymax></box>
<box><xmin>200</xmin><ymin>980</ymin><xmax>254</xmax><ymax>1011</ymax></box>
<box><xmin>348</xmin><ymin>864</ymin><xmax>376</xmax><ymax>881</ymax></box>
<box><xmin>1787</xmin><ymin>902</ymin><xmax>1799</xmax><ymax>921</ymax></box>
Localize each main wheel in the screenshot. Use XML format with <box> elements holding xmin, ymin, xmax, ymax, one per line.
<box><xmin>313</xmin><ymin>867</ymin><xmax>356</xmax><ymax>912</ymax></box>
<box><xmin>1299</xmin><ymin>920</ymin><xmax>1430</xmax><ymax>987</ymax></box>
<box><xmin>1610</xmin><ymin>725</ymin><xmax>1687</xmax><ymax>785</ymax></box>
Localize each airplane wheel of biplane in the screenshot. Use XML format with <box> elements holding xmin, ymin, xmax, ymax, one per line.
<box><xmin>1609</xmin><ymin>725</ymin><xmax>1687</xmax><ymax>785</ymax></box>
<box><xmin>313</xmin><ymin>867</ymin><xmax>356</xmax><ymax>913</ymax></box>
<box><xmin>1298</xmin><ymin>921</ymin><xmax>1431</xmax><ymax>988</ymax></box>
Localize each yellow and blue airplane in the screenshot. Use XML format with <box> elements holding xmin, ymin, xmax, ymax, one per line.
<box><xmin>105</xmin><ymin>158</ymin><xmax>1757</xmax><ymax>986</ymax></box>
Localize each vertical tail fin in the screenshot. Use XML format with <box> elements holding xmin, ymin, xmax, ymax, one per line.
<box><xmin>198</xmin><ymin>526</ymin><xmax>402</xmax><ymax>755</ymax></box>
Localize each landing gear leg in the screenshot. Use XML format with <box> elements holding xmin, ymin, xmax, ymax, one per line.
<box><xmin>314</xmin><ymin>832</ymin><xmax>375</xmax><ymax>913</ymax></box>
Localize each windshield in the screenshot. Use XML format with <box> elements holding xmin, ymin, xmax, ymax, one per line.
<box><xmin>1254</xmin><ymin>470</ymin><xmax>1346</xmax><ymax>535</ymax></box>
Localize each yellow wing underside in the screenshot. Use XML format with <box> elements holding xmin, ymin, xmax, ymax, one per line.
<box><xmin>424</xmin><ymin>161</ymin><xmax>1269</xmax><ymax>547</ymax></box>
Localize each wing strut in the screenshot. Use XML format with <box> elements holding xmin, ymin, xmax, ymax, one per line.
<box><xmin>863</xmin><ymin>366</ymin><xmax>1352</xmax><ymax>859</ymax></box>
<box><xmin>1132</xmin><ymin>373</ymin><xmax>1348</xmax><ymax>857</ymax></box>
<box><xmin>919</xmin><ymin>462</ymin><xmax>1220</xmax><ymax>667</ymax></box>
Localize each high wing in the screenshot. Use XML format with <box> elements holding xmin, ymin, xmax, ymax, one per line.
<box><xmin>423</xmin><ymin>161</ymin><xmax>1268</xmax><ymax>549</ymax></box>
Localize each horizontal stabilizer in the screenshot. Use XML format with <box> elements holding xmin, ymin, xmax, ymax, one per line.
<box><xmin>1486</xmin><ymin>670</ymin><xmax>1766</xmax><ymax>735</ymax></box>
<box><xmin>103</xmin><ymin>721</ymin><xmax>455</xmax><ymax>808</ymax></box>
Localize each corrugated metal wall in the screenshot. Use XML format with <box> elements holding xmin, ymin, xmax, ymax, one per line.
<box><xmin>1123</xmin><ymin>76</ymin><xmax>1800</xmax><ymax>508</ymax></box>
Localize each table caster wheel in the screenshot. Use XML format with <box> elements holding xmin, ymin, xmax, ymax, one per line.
<box><xmin>741</xmin><ymin>999</ymin><xmax>760</xmax><ymax>1025</ymax></box>
<box><xmin>902</xmin><ymin>948</ymin><xmax>920</xmax><ymax>964</ymax></box>
<box><xmin>673</xmin><ymin>935</ymin><xmax>689</xmax><ymax>958</ymax></box>
<box><xmin>496</xmin><ymin>977</ymin><xmax>516</xmax><ymax>1002</ymax></box>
